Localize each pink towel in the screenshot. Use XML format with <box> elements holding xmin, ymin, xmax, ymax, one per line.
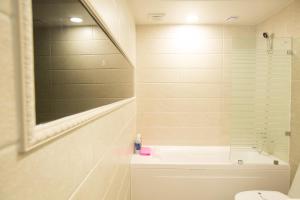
<box><xmin>139</xmin><ymin>147</ymin><xmax>151</xmax><ymax>156</ymax></box>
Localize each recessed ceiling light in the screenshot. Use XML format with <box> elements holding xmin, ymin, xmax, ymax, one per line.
<box><xmin>70</xmin><ymin>17</ymin><xmax>83</xmax><ymax>23</ymax></box>
<box><xmin>186</xmin><ymin>15</ymin><xmax>199</xmax><ymax>24</ymax></box>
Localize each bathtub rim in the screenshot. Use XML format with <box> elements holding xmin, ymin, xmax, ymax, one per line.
<box><xmin>131</xmin><ymin>145</ymin><xmax>290</xmax><ymax>170</ymax></box>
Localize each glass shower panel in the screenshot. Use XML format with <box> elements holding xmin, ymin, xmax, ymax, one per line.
<box><xmin>255</xmin><ymin>37</ymin><xmax>291</xmax><ymax>161</ymax></box>
<box><xmin>230</xmin><ymin>36</ymin><xmax>291</xmax><ymax>162</ymax></box>
<box><xmin>225</xmin><ymin>36</ymin><xmax>257</xmax><ymax>159</ymax></box>
<box><xmin>225</xmin><ymin>42</ymin><xmax>256</xmax><ymax>145</ymax></box>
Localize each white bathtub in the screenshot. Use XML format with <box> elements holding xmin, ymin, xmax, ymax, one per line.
<box><xmin>131</xmin><ymin>146</ymin><xmax>290</xmax><ymax>200</ymax></box>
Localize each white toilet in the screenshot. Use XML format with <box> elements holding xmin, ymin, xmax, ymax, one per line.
<box><xmin>235</xmin><ymin>166</ymin><xmax>300</xmax><ymax>200</ymax></box>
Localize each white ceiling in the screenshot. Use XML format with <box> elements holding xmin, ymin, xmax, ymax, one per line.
<box><xmin>128</xmin><ymin>0</ymin><xmax>294</xmax><ymax>25</ymax></box>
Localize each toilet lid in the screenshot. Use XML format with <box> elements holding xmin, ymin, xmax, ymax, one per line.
<box><xmin>235</xmin><ymin>191</ymin><xmax>289</xmax><ymax>200</ymax></box>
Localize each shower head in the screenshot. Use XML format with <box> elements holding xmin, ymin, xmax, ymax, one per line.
<box><xmin>263</xmin><ymin>32</ymin><xmax>274</xmax><ymax>54</ymax></box>
<box><xmin>263</xmin><ymin>32</ymin><xmax>274</xmax><ymax>39</ymax></box>
<box><xmin>263</xmin><ymin>32</ymin><xmax>269</xmax><ymax>39</ymax></box>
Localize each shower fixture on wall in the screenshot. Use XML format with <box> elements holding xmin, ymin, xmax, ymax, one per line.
<box><xmin>263</xmin><ymin>32</ymin><xmax>274</xmax><ymax>54</ymax></box>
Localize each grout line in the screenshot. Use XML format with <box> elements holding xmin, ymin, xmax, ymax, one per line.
<box><xmin>67</xmin><ymin>114</ymin><xmax>135</xmax><ymax>200</ymax></box>
<box><xmin>102</xmin><ymin>161</ymin><xmax>131</xmax><ymax>200</ymax></box>
<box><xmin>67</xmin><ymin>147</ymin><xmax>108</xmax><ymax>200</ymax></box>
<box><xmin>0</xmin><ymin>141</ymin><xmax>19</xmax><ymax>153</ymax></box>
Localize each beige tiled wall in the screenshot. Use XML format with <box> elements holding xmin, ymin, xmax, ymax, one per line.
<box><xmin>0</xmin><ymin>0</ymin><xmax>136</xmax><ymax>200</ymax></box>
<box><xmin>34</xmin><ymin>26</ymin><xmax>134</xmax><ymax>123</ymax></box>
<box><xmin>256</xmin><ymin>0</ymin><xmax>300</xmax><ymax>180</ymax></box>
<box><xmin>0</xmin><ymin>0</ymin><xmax>19</xmax><ymax>149</ymax></box>
<box><xmin>90</xmin><ymin>0</ymin><xmax>136</xmax><ymax>65</ymax></box>
<box><xmin>136</xmin><ymin>25</ymin><xmax>257</xmax><ymax>146</ymax></box>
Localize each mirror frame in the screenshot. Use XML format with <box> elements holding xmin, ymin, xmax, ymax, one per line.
<box><xmin>19</xmin><ymin>0</ymin><xmax>135</xmax><ymax>152</ymax></box>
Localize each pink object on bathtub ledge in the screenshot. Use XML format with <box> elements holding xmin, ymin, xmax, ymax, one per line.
<box><xmin>140</xmin><ymin>147</ymin><xmax>152</xmax><ymax>156</ymax></box>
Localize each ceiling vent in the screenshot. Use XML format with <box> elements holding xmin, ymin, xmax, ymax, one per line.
<box><xmin>148</xmin><ymin>13</ymin><xmax>166</xmax><ymax>22</ymax></box>
<box><xmin>225</xmin><ymin>16</ymin><xmax>239</xmax><ymax>22</ymax></box>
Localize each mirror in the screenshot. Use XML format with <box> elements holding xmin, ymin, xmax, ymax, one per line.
<box><xmin>32</xmin><ymin>0</ymin><xmax>134</xmax><ymax>124</ymax></box>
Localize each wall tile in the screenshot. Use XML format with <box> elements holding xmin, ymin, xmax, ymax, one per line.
<box><xmin>0</xmin><ymin>102</ymin><xmax>136</xmax><ymax>200</ymax></box>
<box><xmin>137</xmin><ymin>38</ymin><xmax>223</xmax><ymax>54</ymax></box>
<box><xmin>70</xmin><ymin>113</ymin><xmax>135</xmax><ymax>200</ymax></box>
<box><xmin>138</xmin><ymin>112</ymin><xmax>221</xmax><ymax>127</ymax></box>
<box><xmin>136</xmin><ymin>25</ymin><xmax>256</xmax><ymax>145</ymax></box>
<box><xmin>89</xmin><ymin>0</ymin><xmax>136</xmax><ymax>64</ymax></box>
<box><xmin>137</xmin><ymin>69</ymin><xmax>222</xmax><ymax>83</ymax></box>
<box><xmin>139</xmin><ymin>126</ymin><xmax>227</xmax><ymax>146</ymax></box>
<box><xmin>0</xmin><ymin>0</ymin><xmax>136</xmax><ymax>200</ymax></box>
<box><xmin>137</xmin><ymin>83</ymin><xmax>221</xmax><ymax>98</ymax></box>
<box><xmin>137</xmin><ymin>53</ymin><xmax>222</xmax><ymax>69</ymax></box>
<box><xmin>137</xmin><ymin>98</ymin><xmax>221</xmax><ymax>113</ymax></box>
<box><xmin>0</xmin><ymin>13</ymin><xmax>18</xmax><ymax>148</ymax></box>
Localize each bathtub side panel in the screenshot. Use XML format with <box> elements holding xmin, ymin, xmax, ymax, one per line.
<box><xmin>131</xmin><ymin>167</ymin><xmax>290</xmax><ymax>200</ymax></box>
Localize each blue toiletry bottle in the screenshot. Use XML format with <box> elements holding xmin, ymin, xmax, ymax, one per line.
<box><xmin>134</xmin><ymin>134</ymin><xmax>142</xmax><ymax>154</ymax></box>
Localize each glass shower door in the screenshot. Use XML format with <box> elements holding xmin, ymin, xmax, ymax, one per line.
<box><xmin>229</xmin><ymin>36</ymin><xmax>292</xmax><ymax>163</ymax></box>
